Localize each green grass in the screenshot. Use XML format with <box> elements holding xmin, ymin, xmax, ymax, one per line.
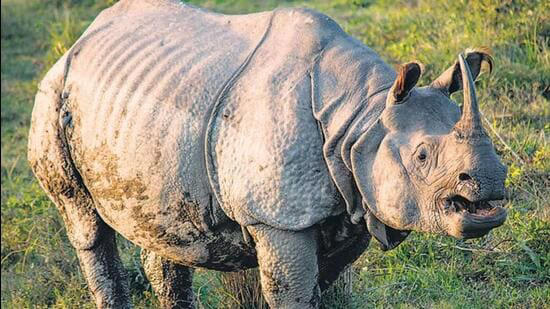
<box><xmin>1</xmin><ymin>0</ymin><xmax>548</xmax><ymax>307</ymax></box>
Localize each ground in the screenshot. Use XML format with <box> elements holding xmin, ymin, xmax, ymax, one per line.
<box><xmin>1</xmin><ymin>0</ymin><xmax>548</xmax><ymax>308</ymax></box>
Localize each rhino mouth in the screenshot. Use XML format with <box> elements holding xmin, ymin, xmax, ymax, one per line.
<box><xmin>442</xmin><ymin>195</ymin><xmax>507</xmax><ymax>238</ymax></box>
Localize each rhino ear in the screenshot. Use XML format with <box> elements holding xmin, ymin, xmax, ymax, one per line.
<box><xmin>387</xmin><ymin>61</ymin><xmax>423</xmax><ymax>105</ymax></box>
<box><xmin>366</xmin><ymin>210</ymin><xmax>410</xmax><ymax>251</ymax></box>
<box><xmin>431</xmin><ymin>48</ymin><xmax>493</xmax><ymax>95</ymax></box>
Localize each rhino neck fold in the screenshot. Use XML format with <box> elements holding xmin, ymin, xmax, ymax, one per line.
<box><xmin>311</xmin><ymin>39</ymin><xmax>395</xmax><ymax>223</ymax></box>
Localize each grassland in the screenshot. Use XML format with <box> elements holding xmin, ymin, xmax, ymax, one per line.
<box><xmin>1</xmin><ymin>0</ymin><xmax>548</xmax><ymax>308</ymax></box>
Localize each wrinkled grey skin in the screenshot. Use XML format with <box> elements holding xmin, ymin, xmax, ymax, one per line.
<box><xmin>28</xmin><ymin>0</ymin><xmax>507</xmax><ymax>308</ymax></box>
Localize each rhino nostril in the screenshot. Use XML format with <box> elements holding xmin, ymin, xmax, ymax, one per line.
<box><xmin>458</xmin><ymin>173</ymin><xmax>472</xmax><ymax>182</ymax></box>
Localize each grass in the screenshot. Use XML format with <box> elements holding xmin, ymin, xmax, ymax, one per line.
<box><xmin>1</xmin><ymin>0</ymin><xmax>548</xmax><ymax>307</ymax></box>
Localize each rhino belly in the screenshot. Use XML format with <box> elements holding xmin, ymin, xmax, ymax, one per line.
<box><xmin>59</xmin><ymin>4</ymin><xmax>271</xmax><ymax>269</ymax></box>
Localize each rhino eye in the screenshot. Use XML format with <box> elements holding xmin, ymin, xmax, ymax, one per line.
<box><xmin>417</xmin><ymin>151</ymin><xmax>427</xmax><ymax>162</ymax></box>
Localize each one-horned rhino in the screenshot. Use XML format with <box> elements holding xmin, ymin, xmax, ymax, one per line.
<box><xmin>28</xmin><ymin>0</ymin><xmax>508</xmax><ymax>308</ymax></box>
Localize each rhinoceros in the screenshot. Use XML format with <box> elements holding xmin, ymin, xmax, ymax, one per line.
<box><xmin>28</xmin><ymin>0</ymin><xmax>508</xmax><ymax>308</ymax></box>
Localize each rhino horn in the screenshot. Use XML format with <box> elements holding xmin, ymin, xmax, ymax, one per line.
<box><xmin>453</xmin><ymin>53</ymin><xmax>484</xmax><ymax>137</ymax></box>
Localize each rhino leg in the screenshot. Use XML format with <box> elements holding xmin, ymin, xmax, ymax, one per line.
<box><xmin>76</xmin><ymin>227</ymin><xmax>132</xmax><ymax>308</ymax></box>
<box><xmin>317</xmin><ymin>217</ymin><xmax>370</xmax><ymax>291</ymax></box>
<box><xmin>28</xmin><ymin>55</ymin><xmax>131</xmax><ymax>308</ymax></box>
<box><xmin>141</xmin><ymin>250</ymin><xmax>195</xmax><ymax>309</ymax></box>
<box><xmin>318</xmin><ymin>235</ymin><xmax>369</xmax><ymax>292</ymax></box>
<box><xmin>247</xmin><ymin>225</ymin><xmax>320</xmax><ymax>309</ymax></box>
<box><xmin>30</xmin><ymin>135</ymin><xmax>131</xmax><ymax>309</ymax></box>
<box><xmin>30</xmin><ymin>144</ymin><xmax>131</xmax><ymax>308</ymax></box>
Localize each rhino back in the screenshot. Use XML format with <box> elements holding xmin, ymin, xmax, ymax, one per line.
<box><xmin>61</xmin><ymin>0</ymin><xmax>271</xmax><ymax>263</ymax></box>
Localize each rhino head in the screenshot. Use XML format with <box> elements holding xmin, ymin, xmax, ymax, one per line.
<box><xmin>351</xmin><ymin>50</ymin><xmax>507</xmax><ymax>249</ymax></box>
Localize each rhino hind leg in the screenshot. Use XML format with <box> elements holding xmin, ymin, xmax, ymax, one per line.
<box><xmin>76</xmin><ymin>227</ymin><xmax>132</xmax><ymax>308</ymax></box>
<box><xmin>141</xmin><ymin>250</ymin><xmax>195</xmax><ymax>309</ymax></box>
<box><xmin>28</xmin><ymin>60</ymin><xmax>131</xmax><ymax>308</ymax></box>
<box><xmin>248</xmin><ymin>224</ymin><xmax>321</xmax><ymax>309</ymax></box>
<box><xmin>30</xmin><ymin>144</ymin><xmax>132</xmax><ymax>308</ymax></box>
<box><xmin>29</xmin><ymin>134</ymin><xmax>132</xmax><ymax>308</ymax></box>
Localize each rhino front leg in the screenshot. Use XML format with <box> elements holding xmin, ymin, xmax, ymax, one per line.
<box><xmin>141</xmin><ymin>250</ymin><xmax>195</xmax><ymax>309</ymax></box>
<box><xmin>248</xmin><ymin>225</ymin><xmax>321</xmax><ymax>309</ymax></box>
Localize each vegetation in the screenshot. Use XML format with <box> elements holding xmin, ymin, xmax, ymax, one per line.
<box><xmin>2</xmin><ymin>0</ymin><xmax>548</xmax><ymax>307</ymax></box>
